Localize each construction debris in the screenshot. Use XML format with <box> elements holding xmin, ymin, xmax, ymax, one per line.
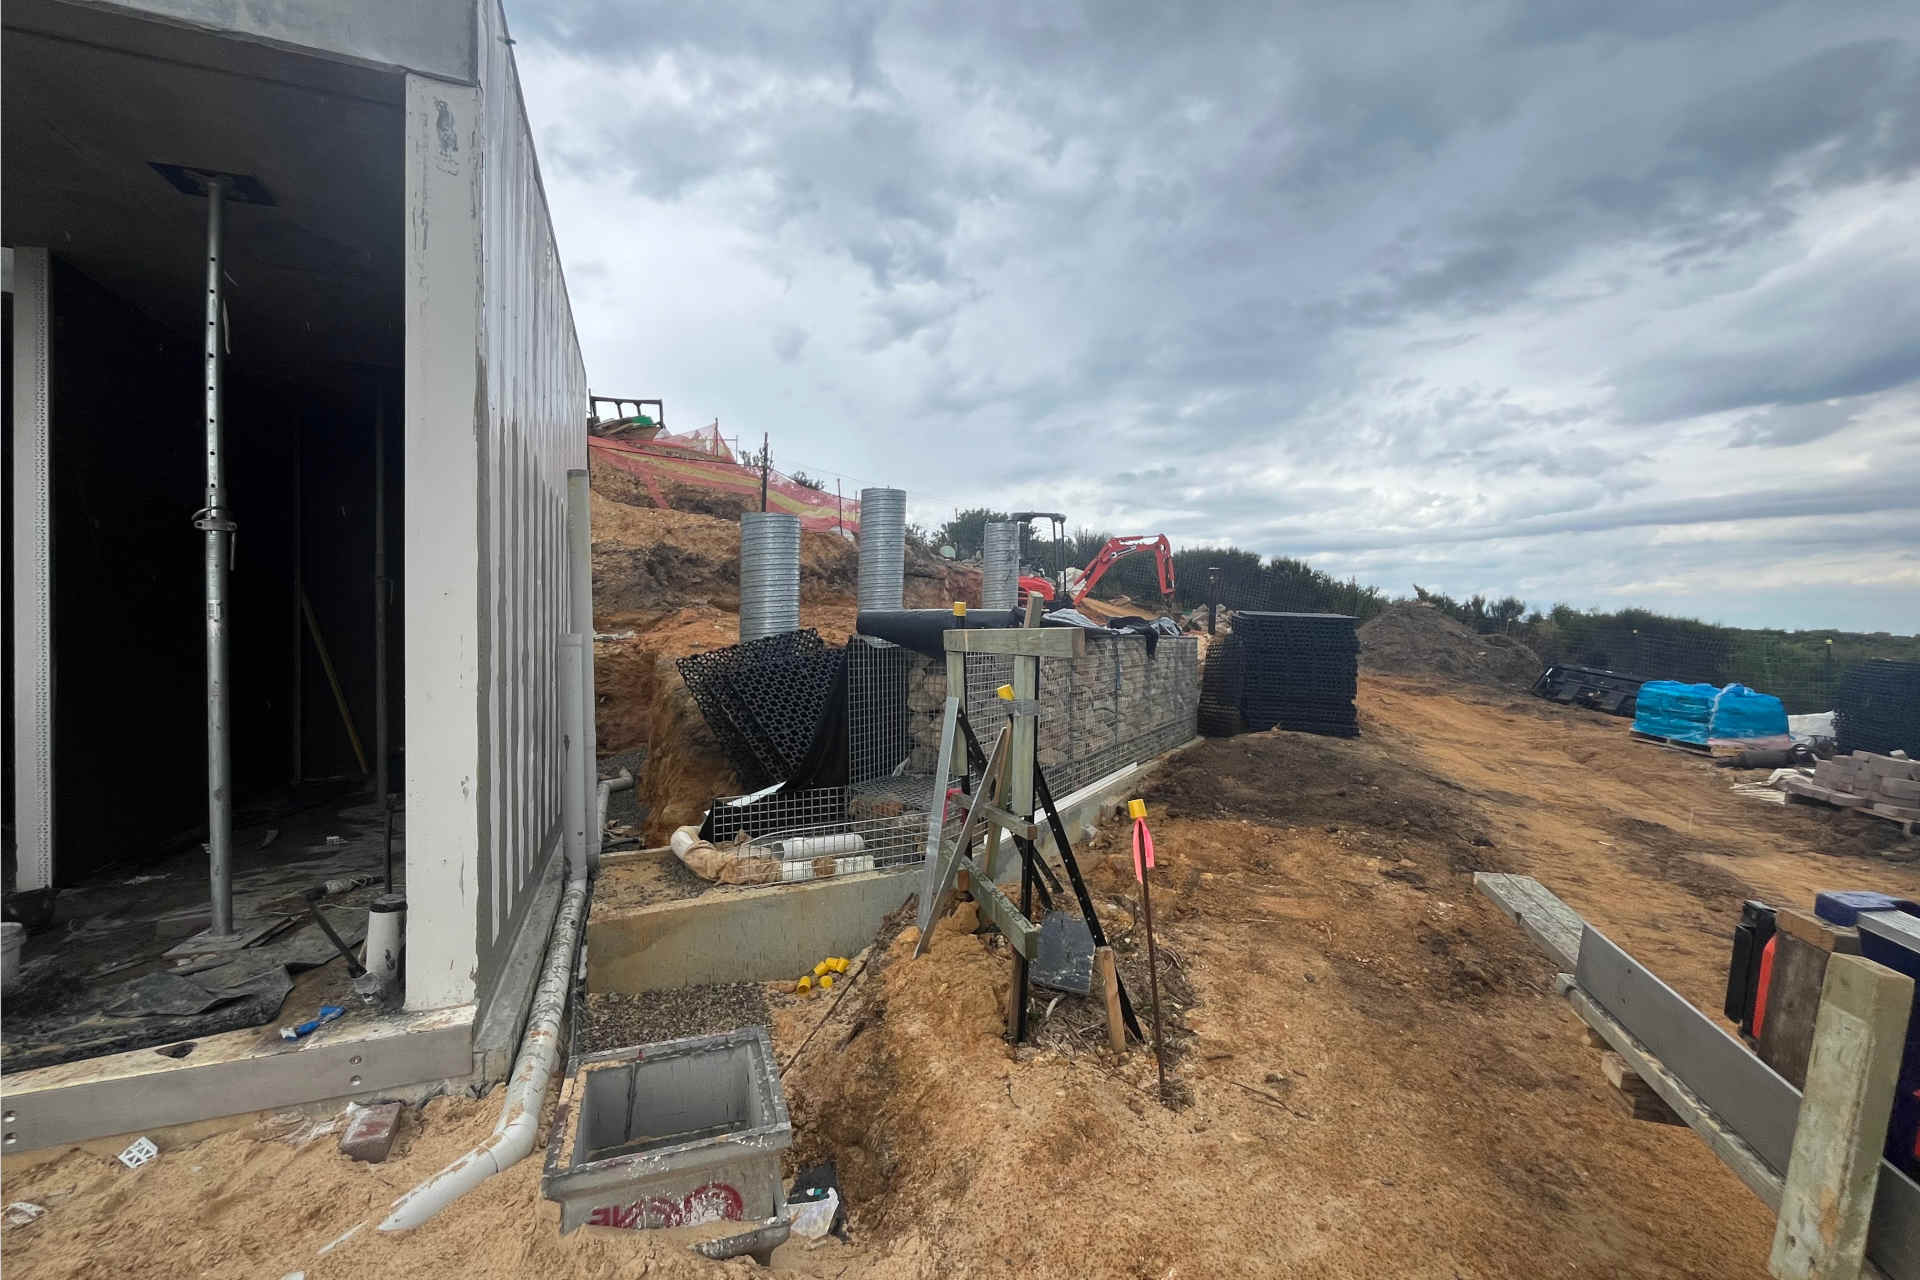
<box><xmin>1778</xmin><ymin>752</ymin><xmax>1920</xmax><ymax>831</ymax></box>
<box><xmin>339</xmin><ymin>1102</ymin><xmax>404</xmax><ymax>1164</ymax></box>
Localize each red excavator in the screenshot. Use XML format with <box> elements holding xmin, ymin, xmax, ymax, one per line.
<box><xmin>1014</xmin><ymin>516</ymin><xmax>1176</xmax><ymax>608</ymax></box>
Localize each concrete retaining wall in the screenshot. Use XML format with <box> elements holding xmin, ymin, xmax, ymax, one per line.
<box><xmin>587</xmin><ymin>738</ymin><xmax>1198</xmax><ymax>994</ymax></box>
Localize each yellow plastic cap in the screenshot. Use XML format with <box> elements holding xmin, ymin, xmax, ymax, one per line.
<box><xmin>813</xmin><ymin>960</ymin><xmax>831</xmax><ymax>977</ymax></box>
<box><xmin>796</xmin><ymin>975</ymin><xmax>812</xmax><ymax>992</ymax></box>
<box><xmin>996</xmin><ymin>684</ymin><xmax>1015</xmax><ymax>701</ymax></box>
<box><xmin>1127</xmin><ymin>798</ymin><xmax>1147</xmax><ymax>820</ymax></box>
<box><xmin>952</xmin><ymin>601</ymin><xmax>967</xmax><ymax>616</ymax></box>
<box><xmin>820</xmin><ymin>974</ymin><xmax>835</xmax><ymax>989</ymax></box>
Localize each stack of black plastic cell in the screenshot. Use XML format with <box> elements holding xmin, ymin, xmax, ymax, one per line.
<box><xmin>676</xmin><ymin>630</ymin><xmax>845</xmax><ymax>788</ymax></box>
<box><xmin>1232</xmin><ymin>612</ymin><xmax>1359</xmax><ymax>737</ymax></box>
<box><xmin>1836</xmin><ymin>659</ymin><xmax>1920</xmax><ymax>757</ymax></box>
<box><xmin>1198</xmin><ymin>634</ymin><xmax>1247</xmax><ymax>737</ymax></box>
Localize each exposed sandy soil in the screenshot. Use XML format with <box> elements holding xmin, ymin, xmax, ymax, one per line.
<box><xmin>591</xmin><ymin>500</ymin><xmax>861</xmax><ymax>630</ymax></box>
<box><xmin>18</xmin><ymin>678</ymin><xmax>1913</xmax><ymax>1279</ymax></box>
<box><xmin>1360</xmin><ymin>600</ymin><xmax>1543</xmax><ymax>689</ymax></box>
<box><xmin>1358</xmin><ymin>676</ymin><xmax>1917</xmax><ymax>1010</ymax></box>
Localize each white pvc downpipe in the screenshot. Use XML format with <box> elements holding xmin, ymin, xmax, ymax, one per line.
<box><xmin>596</xmin><ymin>768</ymin><xmax>634</xmax><ymax>836</ymax></box>
<box><xmin>567</xmin><ymin>470</ymin><xmax>600</xmax><ymax>861</ymax></box>
<box><xmin>379</xmin><ymin>874</ymin><xmax>588</xmax><ymax>1231</ymax></box>
<box><xmin>560</xmin><ymin>636</ymin><xmax>589</xmax><ymax>876</ymax></box>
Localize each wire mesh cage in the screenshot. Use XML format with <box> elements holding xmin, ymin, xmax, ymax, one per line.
<box><xmin>707</xmin><ymin>632</ymin><xmax>1202</xmax><ymax>878</ymax></box>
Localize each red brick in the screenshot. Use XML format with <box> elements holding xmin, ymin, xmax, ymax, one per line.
<box><xmin>339</xmin><ymin>1101</ymin><xmax>404</xmax><ymax>1164</ymax></box>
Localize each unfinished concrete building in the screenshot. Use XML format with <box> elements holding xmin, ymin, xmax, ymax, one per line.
<box><xmin>3</xmin><ymin>0</ymin><xmax>590</xmax><ymax>1148</ymax></box>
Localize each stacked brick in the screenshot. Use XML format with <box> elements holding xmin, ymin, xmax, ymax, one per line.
<box><xmin>896</xmin><ymin>634</ymin><xmax>1200</xmax><ymax>791</ymax></box>
<box><xmin>1780</xmin><ymin>752</ymin><xmax>1920</xmax><ymax>826</ymax></box>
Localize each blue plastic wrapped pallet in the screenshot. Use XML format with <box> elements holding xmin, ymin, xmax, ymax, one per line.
<box><xmin>1708</xmin><ymin>683</ymin><xmax>1790</xmax><ymax>747</ymax></box>
<box><xmin>1631</xmin><ymin>681</ymin><xmax>1717</xmax><ymax>744</ymax></box>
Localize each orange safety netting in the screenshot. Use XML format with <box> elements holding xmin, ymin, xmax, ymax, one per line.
<box><xmin>588</xmin><ymin>435</ymin><xmax>858</xmax><ymax>534</ymax></box>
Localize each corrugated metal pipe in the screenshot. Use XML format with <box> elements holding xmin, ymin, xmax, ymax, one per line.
<box><xmin>739</xmin><ymin>512</ymin><xmax>801</xmax><ymax>641</ymax></box>
<box><xmin>856</xmin><ymin>487</ymin><xmax>906</xmax><ymax>610</ymax></box>
<box><xmin>378</xmin><ymin>874</ymin><xmax>588</xmax><ymax>1231</ymax></box>
<box><xmin>981</xmin><ymin>521</ymin><xmax>1020</xmax><ymax>611</ymax></box>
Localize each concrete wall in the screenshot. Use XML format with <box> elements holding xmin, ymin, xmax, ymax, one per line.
<box><xmin>589</xmin><ymin>740</ymin><xmax>1200</xmax><ymax>995</ymax></box>
<box><xmin>82</xmin><ymin>0</ymin><xmax>477</xmax><ymax>81</ymax></box>
<box><xmin>404</xmin><ymin>0</ymin><xmax>588</xmax><ymax>1011</ymax></box>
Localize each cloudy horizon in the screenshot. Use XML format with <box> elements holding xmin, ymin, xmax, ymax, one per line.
<box><xmin>511</xmin><ymin>0</ymin><xmax>1919</xmax><ymax>634</ymax></box>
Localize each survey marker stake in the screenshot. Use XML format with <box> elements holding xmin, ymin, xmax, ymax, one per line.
<box><xmin>1131</xmin><ymin>798</ymin><xmax>1169</xmax><ymax>1104</ymax></box>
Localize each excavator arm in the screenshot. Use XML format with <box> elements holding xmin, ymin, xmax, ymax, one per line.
<box><xmin>1069</xmin><ymin>535</ymin><xmax>1175</xmax><ymax>606</ymax></box>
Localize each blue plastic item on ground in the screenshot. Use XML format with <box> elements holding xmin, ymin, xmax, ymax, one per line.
<box><xmin>1709</xmin><ymin>683</ymin><xmax>1789</xmax><ymax>744</ymax></box>
<box><xmin>1815</xmin><ymin>891</ymin><xmax>1920</xmax><ymax>927</ymax></box>
<box><xmin>1631</xmin><ymin>681</ymin><xmax>1718</xmax><ymax>744</ymax></box>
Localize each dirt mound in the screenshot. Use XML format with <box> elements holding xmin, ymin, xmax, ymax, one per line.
<box><xmin>1147</xmin><ymin>720</ymin><xmax>1502</xmax><ymax>866</ymax></box>
<box><xmin>776</xmin><ymin>718</ymin><xmax>1767</xmax><ymax>1277</ymax></box>
<box><xmin>592</xmin><ymin>454</ymin><xmax>976</xmax><ymax>619</ymax></box>
<box><xmin>903</xmin><ymin>553</ymin><xmax>980</xmax><ymax>608</ymax></box>
<box><xmin>591</xmin><ymin>498</ymin><xmax>858</xmax><ymax>626</ymax></box>
<box><xmin>633</xmin><ymin>650</ymin><xmax>741</xmax><ymax>845</ymax></box>
<box><xmin>1358</xmin><ymin>601</ymin><xmax>1542</xmax><ymax>688</ymax></box>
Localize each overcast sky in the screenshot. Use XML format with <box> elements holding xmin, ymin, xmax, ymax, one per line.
<box><xmin>511</xmin><ymin>1</ymin><xmax>1919</xmax><ymax>633</ymax></box>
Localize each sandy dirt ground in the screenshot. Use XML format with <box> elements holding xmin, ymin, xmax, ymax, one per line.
<box><xmin>8</xmin><ymin>676</ymin><xmax>1914</xmax><ymax>1279</ymax></box>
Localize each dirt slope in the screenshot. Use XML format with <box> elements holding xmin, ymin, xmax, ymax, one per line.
<box><xmin>1360</xmin><ymin>600</ymin><xmax>1542</xmax><ymax>688</ymax></box>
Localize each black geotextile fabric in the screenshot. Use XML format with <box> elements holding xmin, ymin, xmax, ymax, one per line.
<box><xmin>1230</xmin><ymin>611</ymin><xmax>1359</xmax><ymax>738</ymax></box>
<box><xmin>1836</xmin><ymin>660</ymin><xmax>1920</xmax><ymax>757</ymax></box>
<box><xmin>676</xmin><ymin>630</ymin><xmax>848</xmax><ymax>790</ymax></box>
<box><xmin>1198</xmin><ymin>634</ymin><xmax>1247</xmax><ymax>737</ymax></box>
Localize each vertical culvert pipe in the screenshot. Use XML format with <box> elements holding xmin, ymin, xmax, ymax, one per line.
<box><xmin>981</xmin><ymin>521</ymin><xmax>1020</xmax><ymax>612</ymax></box>
<box><xmin>740</xmin><ymin>512</ymin><xmax>801</xmax><ymax>641</ymax></box>
<box><xmin>857</xmin><ymin>487</ymin><xmax>907</xmax><ymax>611</ymax></box>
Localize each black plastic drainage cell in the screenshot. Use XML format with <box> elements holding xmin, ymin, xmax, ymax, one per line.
<box><xmin>542</xmin><ymin>1027</ymin><xmax>792</xmax><ymax>1257</ymax></box>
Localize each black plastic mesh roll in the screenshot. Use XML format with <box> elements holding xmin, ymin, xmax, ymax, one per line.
<box><xmin>1835</xmin><ymin>660</ymin><xmax>1920</xmax><ymax>757</ymax></box>
<box><xmin>677</xmin><ymin>630</ymin><xmax>846</xmax><ymax>788</ymax></box>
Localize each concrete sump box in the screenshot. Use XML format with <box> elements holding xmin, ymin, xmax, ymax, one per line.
<box><xmin>543</xmin><ymin>1027</ymin><xmax>793</xmax><ymax>1257</ymax></box>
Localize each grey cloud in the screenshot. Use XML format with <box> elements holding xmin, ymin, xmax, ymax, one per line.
<box><xmin>1502</xmin><ymin>0</ymin><xmax>1799</xmax><ymax>47</ymax></box>
<box><xmin>1246</xmin><ymin>472</ymin><xmax>1920</xmax><ymax>554</ymax></box>
<box><xmin>1617</xmin><ymin>250</ymin><xmax>1920</xmax><ymax>421</ymax></box>
<box><xmin>513</xmin><ymin>0</ymin><xmax>1920</xmax><ymax>630</ymax></box>
<box><xmin>1727</xmin><ymin>400</ymin><xmax>1857</xmax><ymax>448</ymax></box>
<box><xmin>771</xmin><ymin>327</ymin><xmax>808</xmax><ymax>362</ymax></box>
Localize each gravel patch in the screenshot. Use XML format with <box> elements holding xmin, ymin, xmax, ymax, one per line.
<box><xmin>582</xmin><ymin>982</ymin><xmax>770</xmax><ymax>1053</ymax></box>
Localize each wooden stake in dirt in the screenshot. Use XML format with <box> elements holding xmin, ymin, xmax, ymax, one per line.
<box><xmin>1130</xmin><ymin>797</ymin><xmax>1169</xmax><ymax>1103</ymax></box>
<box><xmin>1096</xmin><ymin>946</ymin><xmax>1125</xmax><ymax>1053</ymax></box>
